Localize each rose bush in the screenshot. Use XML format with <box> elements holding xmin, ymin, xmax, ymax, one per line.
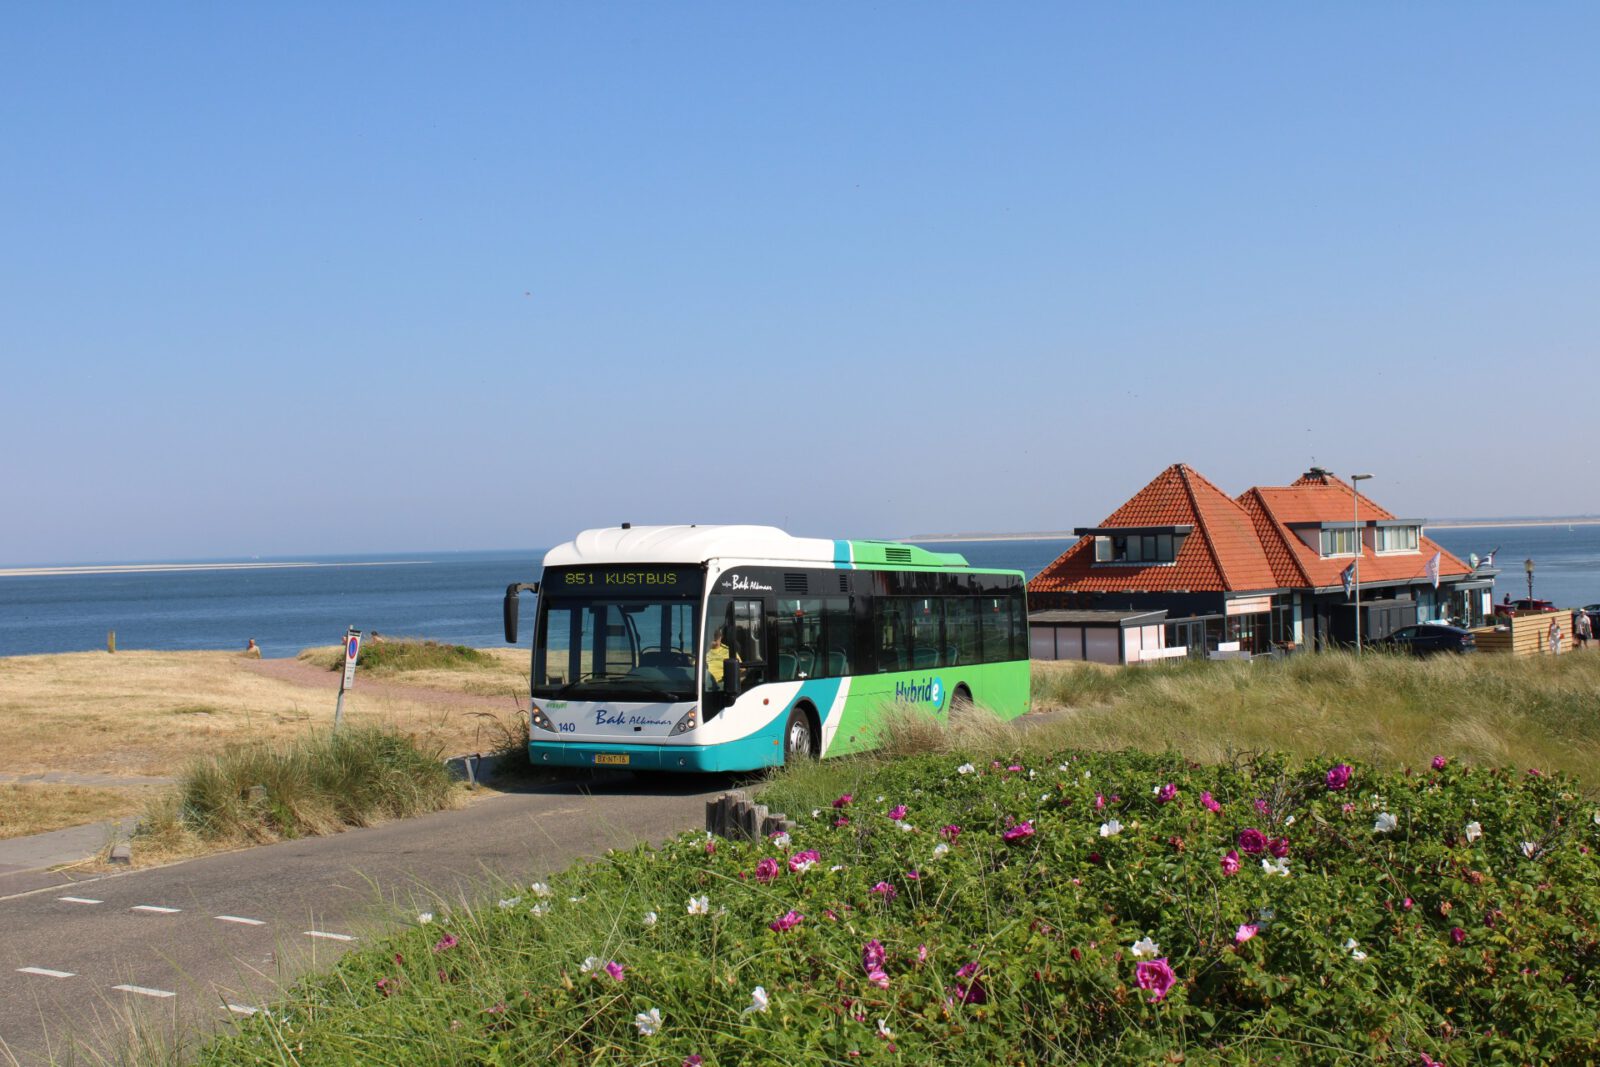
<box><xmin>197</xmin><ymin>750</ymin><xmax>1600</xmax><ymax>1065</ymax></box>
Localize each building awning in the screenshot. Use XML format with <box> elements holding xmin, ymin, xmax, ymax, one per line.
<box><xmin>1029</xmin><ymin>609</ymin><xmax>1168</xmax><ymax>628</ymax></box>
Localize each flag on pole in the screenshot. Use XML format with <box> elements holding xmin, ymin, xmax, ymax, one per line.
<box><xmin>1425</xmin><ymin>551</ymin><xmax>1441</xmax><ymax>589</ymax></box>
<box><xmin>1340</xmin><ymin>561</ymin><xmax>1356</xmax><ymax>599</ymax></box>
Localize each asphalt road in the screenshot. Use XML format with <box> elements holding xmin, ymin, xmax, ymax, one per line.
<box><xmin>0</xmin><ymin>774</ymin><xmax>732</xmax><ymax>1066</ymax></box>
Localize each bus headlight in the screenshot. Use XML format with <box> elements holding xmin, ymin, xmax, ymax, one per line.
<box><xmin>670</xmin><ymin>706</ymin><xmax>699</xmax><ymax>735</ymax></box>
<box><xmin>530</xmin><ymin>704</ymin><xmax>557</xmax><ymax>733</ymax></box>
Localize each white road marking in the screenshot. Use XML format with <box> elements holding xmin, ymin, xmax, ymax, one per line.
<box><xmin>225</xmin><ymin>1004</ymin><xmax>261</xmax><ymax>1016</ymax></box>
<box><xmin>17</xmin><ymin>967</ymin><xmax>75</xmax><ymax>978</ymax></box>
<box><xmin>303</xmin><ymin>930</ymin><xmax>355</xmax><ymax>941</ymax></box>
<box><xmin>113</xmin><ymin>984</ymin><xmax>176</xmax><ymax>998</ymax></box>
<box><xmin>57</xmin><ymin>896</ymin><xmax>103</xmax><ymax>905</ymax></box>
<box><xmin>131</xmin><ymin>905</ymin><xmax>181</xmax><ymax>914</ymax></box>
<box><xmin>215</xmin><ymin>915</ymin><xmax>266</xmax><ymax>926</ymax></box>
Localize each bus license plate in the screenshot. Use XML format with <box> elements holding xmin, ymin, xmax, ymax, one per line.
<box><xmin>594</xmin><ymin>753</ymin><xmax>630</xmax><ymax>766</ymax></box>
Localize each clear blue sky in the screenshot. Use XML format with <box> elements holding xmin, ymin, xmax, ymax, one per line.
<box><xmin>3</xmin><ymin>4</ymin><xmax>1596</xmax><ymax>564</ymax></box>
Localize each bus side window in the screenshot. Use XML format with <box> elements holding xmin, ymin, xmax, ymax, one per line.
<box><xmin>911</xmin><ymin>597</ymin><xmax>942</xmax><ymax>668</ymax></box>
<box><xmin>821</xmin><ymin>597</ymin><xmax>851</xmax><ymax>677</ymax></box>
<box><xmin>874</xmin><ymin>598</ymin><xmax>909</xmax><ymax>673</ymax></box>
<box><xmin>980</xmin><ymin>597</ymin><xmax>1009</xmax><ymax>664</ymax></box>
<box><xmin>776</xmin><ymin>598</ymin><xmax>822</xmax><ymax>680</ymax></box>
<box><xmin>945</xmin><ymin>598</ymin><xmax>979</xmax><ymax>666</ymax></box>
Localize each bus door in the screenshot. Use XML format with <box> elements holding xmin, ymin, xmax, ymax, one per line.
<box><xmin>705</xmin><ymin>594</ymin><xmax>768</xmax><ymax>710</ymax></box>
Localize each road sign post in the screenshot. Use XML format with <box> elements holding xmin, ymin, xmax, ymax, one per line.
<box><xmin>334</xmin><ymin>627</ymin><xmax>361</xmax><ymax>731</ymax></box>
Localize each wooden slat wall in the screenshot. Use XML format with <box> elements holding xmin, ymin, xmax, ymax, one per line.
<box><xmin>1471</xmin><ymin>611</ymin><xmax>1576</xmax><ymax>656</ymax></box>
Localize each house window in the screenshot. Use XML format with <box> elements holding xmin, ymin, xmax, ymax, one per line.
<box><xmin>1094</xmin><ymin>532</ymin><xmax>1187</xmax><ymax>565</ymax></box>
<box><xmin>1375</xmin><ymin>526</ymin><xmax>1419</xmax><ymax>553</ymax></box>
<box><xmin>1319</xmin><ymin>527</ymin><xmax>1359</xmax><ymax>557</ymax></box>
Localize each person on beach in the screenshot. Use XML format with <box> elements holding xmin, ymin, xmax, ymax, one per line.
<box><xmin>1548</xmin><ymin>617</ymin><xmax>1562</xmax><ymax>655</ymax></box>
<box><xmin>244</xmin><ymin>638</ymin><xmax>261</xmax><ymax>658</ymax></box>
<box><xmin>1575</xmin><ymin>610</ymin><xmax>1592</xmax><ymax>650</ymax></box>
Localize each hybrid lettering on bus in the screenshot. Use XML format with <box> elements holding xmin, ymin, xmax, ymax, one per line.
<box><xmin>502</xmin><ymin>525</ymin><xmax>1030</xmax><ymax>772</ymax></box>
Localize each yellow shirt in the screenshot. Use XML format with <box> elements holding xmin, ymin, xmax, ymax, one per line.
<box><xmin>704</xmin><ymin>643</ymin><xmax>730</xmax><ymax>687</ymax></box>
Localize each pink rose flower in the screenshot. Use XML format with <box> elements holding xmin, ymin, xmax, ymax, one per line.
<box><xmin>1157</xmin><ymin>783</ymin><xmax>1178</xmax><ymax>804</ymax></box>
<box><xmin>941</xmin><ymin>824</ymin><xmax>962</xmax><ymax>841</ymax></box>
<box><xmin>1237</xmin><ymin>828</ymin><xmax>1267</xmax><ymax>854</ymax></box>
<box><xmin>1220</xmin><ymin>849</ymin><xmax>1240</xmax><ymax>876</ymax></box>
<box><xmin>769</xmin><ymin>910</ymin><xmax>804</xmax><ymax>933</ymax></box>
<box><xmin>833</xmin><ymin>793</ymin><xmax>854</xmax><ymax>808</ymax></box>
<box><xmin>1135</xmin><ymin>957</ymin><xmax>1177</xmax><ymax>1002</ymax></box>
<box><xmin>1267</xmin><ymin>837</ymin><xmax>1290</xmax><ymax>859</ymax></box>
<box><xmin>1326</xmin><ymin>764</ymin><xmax>1352</xmax><ymax>791</ymax></box>
<box><xmin>754</xmin><ymin>857</ymin><xmax>781</xmax><ymax>883</ymax></box>
<box><xmin>887</xmin><ymin>804</ymin><xmax>907</xmax><ymax>821</ymax></box>
<box><xmin>432</xmin><ymin>934</ymin><xmax>458</xmax><ymax>953</ymax></box>
<box><xmin>1432</xmin><ymin>755</ymin><xmax>1448</xmax><ymax>771</ymax></box>
<box><xmin>789</xmin><ymin>849</ymin><xmax>821</xmax><ymax>872</ymax></box>
<box><xmin>604</xmin><ymin>961</ymin><xmax>625</xmax><ymax>982</ymax></box>
<box><xmin>1200</xmin><ymin>790</ymin><xmax>1222</xmax><ymax>813</ymax></box>
<box><xmin>1235</xmin><ymin>923</ymin><xmax>1258</xmax><ymax>944</ymax></box>
<box><xmin>870</xmin><ymin>881</ymin><xmax>897</xmax><ymax>901</ymax></box>
<box><xmin>1002</xmin><ymin>821</ymin><xmax>1035</xmax><ymax>842</ymax></box>
<box><xmin>862</xmin><ymin>939</ymin><xmax>886</xmax><ymax>974</ymax></box>
<box><xmin>951</xmin><ymin>961</ymin><xmax>987</xmax><ymax>1004</ymax></box>
<box><xmin>1450</xmin><ymin>926</ymin><xmax>1466</xmax><ymax>945</ymax></box>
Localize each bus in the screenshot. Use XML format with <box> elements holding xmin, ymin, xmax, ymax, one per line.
<box><xmin>502</xmin><ymin>525</ymin><xmax>1031</xmax><ymax>773</ymax></box>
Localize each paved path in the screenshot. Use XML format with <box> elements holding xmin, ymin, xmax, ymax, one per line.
<box><xmin>0</xmin><ymin>775</ymin><xmax>729</xmax><ymax>1066</ymax></box>
<box><xmin>0</xmin><ymin>773</ymin><xmax>173</xmax><ymax>788</ymax></box>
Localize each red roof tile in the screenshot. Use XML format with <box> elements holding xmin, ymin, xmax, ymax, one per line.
<box><xmin>1028</xmin><ymin>464</ymin><xmax>1473</xmax><ymax>599</ymax></box>
<box><xmin>1240</xmin><ymin>473</ymin><xmax>1471</xmax><ymax>589</ymax></box>
<box><xmin>1028</xmin><ymin>464</ymin><xmax>1279</xmax><ymax>595</ymax></box>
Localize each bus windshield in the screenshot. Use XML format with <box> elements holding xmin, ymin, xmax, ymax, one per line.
<box><xmin>534</xmin><ymin>567</ymin><xmax>702</xmax><ymax>703</ymax></box>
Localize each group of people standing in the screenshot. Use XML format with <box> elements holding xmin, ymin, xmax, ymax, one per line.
<box><xmin>1548</xmin><ymin>610</ymin><xmax>1593</xmax><ymax>654</ymax></box>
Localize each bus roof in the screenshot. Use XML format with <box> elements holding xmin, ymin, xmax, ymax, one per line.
<box><xmin>543</xmin><ymin>525</ymin><xmax>989</xmax><ymax>571</ymax></box>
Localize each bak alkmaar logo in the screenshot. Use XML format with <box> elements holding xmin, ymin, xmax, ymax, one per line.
<box><xmin>894</xmin><ymin>676</ymin><xmax>943</xmax><ymax>707</ymax></box>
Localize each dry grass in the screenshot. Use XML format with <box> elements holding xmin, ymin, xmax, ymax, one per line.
<box><xmin>0</xmin><ymin>783</ymin><xmax>157</xmax><ymax>839</ymax></box>
<box><xmin>1026</xmin><ymin>650</ymin><xmax>1600</xmax><ymax>785</ymax></box>
<box><xmin>0</xmin><ymin>645</ymin><xmax>534</xmax><ymax>847</ymax></box>
<box><xmin>0</xmin><ymin>649</ymin><xmax>528</xmax><ymax>778</ymax></box>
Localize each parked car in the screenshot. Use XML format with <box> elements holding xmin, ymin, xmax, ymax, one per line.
<box><xmin>1379</xmin><ymin>623</ymin><xmax>1478</xmax><ymax>655</ymax></box>
<box><xmin>1494</xmin><ymin>597</ymin><xmax>1555</xmax><ymax>616</ymax></box>
<box><xmin>1582</xmin><ymin>604</ymin><xmax>1600</xmax><ymax>631</ymax></box>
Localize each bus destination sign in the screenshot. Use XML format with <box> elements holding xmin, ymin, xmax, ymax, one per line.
<box><xmin>546</xmin><ymin>566</ymin><xmax>700</xmax><ymax>596</ymax></box>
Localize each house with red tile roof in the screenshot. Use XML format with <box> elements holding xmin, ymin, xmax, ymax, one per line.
<box><xmin>1028</xmin><ymin>464</ymin><xmax>1492</xmax><ymax>656</ymax></box>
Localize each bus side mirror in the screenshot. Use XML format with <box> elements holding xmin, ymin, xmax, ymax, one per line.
<box><xmin>503</xmin><ymin>582</ymin><xmax>538</xmax><ymax>645</ymax></box>
<box><xmin>724</xmin><ymin>657</ymin><xmax>741</xmax><ymax>699</ymax></box>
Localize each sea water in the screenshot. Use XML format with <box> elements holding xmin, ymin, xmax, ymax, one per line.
<box><xmin>0</xmin><ymin>527</ymin><xmax>1594</xmax><ymax>658</ymax></box>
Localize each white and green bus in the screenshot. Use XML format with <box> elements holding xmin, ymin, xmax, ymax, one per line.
<box><xmin>503</xmin><ymin>525</ymin><xmax>1030</xmax><ymax>773</ymax></box>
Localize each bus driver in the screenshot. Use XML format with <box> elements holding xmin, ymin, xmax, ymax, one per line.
<box><xmin>704</xmin><ymin>626</ymin><xmax>730</xmax><ymax>690</ymax></box>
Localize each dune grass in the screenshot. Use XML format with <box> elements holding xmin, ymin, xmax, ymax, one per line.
<box><xmin>1026</xmin><ymin>649</ymin><xmax>1600</xmax><ymax>783</ymax></box>
<box><xmin>135</xmin><ymin>726</ymin><xmax>460</xmax><ymax>856</ymax></box>
<box><xmin>305</xmin><ymin>638</ymin><xmax>496</xmax><ymax>675</ymax></box>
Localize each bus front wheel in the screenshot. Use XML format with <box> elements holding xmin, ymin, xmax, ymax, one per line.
<box><xmin>783</xmin><ymin>706</ymin><xmax>817</xmax><ymax>763</ymax></box>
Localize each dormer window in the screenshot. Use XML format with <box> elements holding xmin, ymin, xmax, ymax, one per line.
<box><xmin>1375</xmin><ymin>523</ymin><xmax>1421</xmax><ymax>554</ymax></box>
<box><xmin>1085</xmin><ymin>526</ymin><xmax>1190</xmax><ymax>565</ymax></box>
<box><xmin>1319</xmin><ymin>527</ymin><xmax>1359</xmax><ymax>557</ymax></box>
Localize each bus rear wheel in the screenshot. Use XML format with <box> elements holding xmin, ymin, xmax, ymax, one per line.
<box><xmin>783</xmin><ymin>706</ymin><xmax>817</xmax><ymax>763</ymax></box>
<box><xmin>949</xmin><ymin>684</ymin><xmax>975</xmax><ymax>720</ymax></box>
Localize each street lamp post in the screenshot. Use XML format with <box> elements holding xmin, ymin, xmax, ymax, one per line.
<box><xmin>1525</xmin><ymin>558</ymin><xmax>1535</xmax><ymax>602</ymax></box>
<box><xmin>1352</xmin><ymin>473</ymin><xmax>1373</xmax><ymax>653</ymax></box>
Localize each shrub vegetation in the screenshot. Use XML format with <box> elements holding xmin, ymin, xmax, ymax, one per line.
<box><xmin>139</xmin><ymin>726</ymin><xmax>456</xmax><ymax>845</ymax></box>
<box><xmin>192</xmin><ymin>748</ymin><xmax>1600</xmax><ymax>1065</ymax></box>
<box><xmin>317</xmin><ymin>639</ymin><xmax>493</xmax><ymax>674</ymax></box>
